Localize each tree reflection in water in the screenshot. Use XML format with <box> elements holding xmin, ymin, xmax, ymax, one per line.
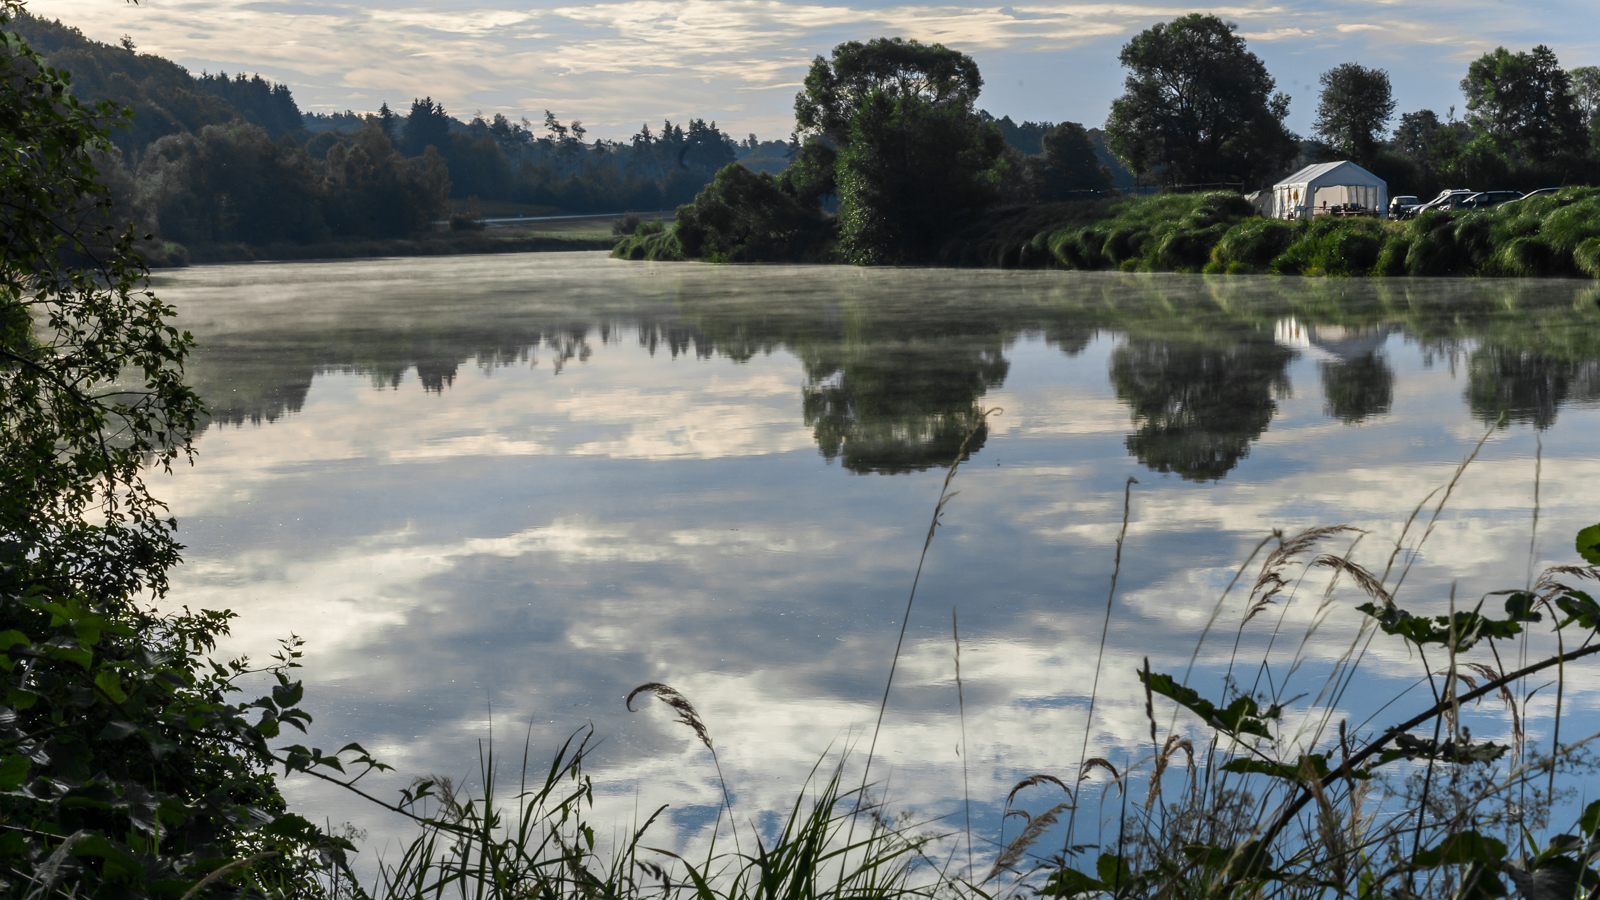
<box><xmin>171</xmin><ymin>266</ymin><xmax>1600</xmax><ymax>480</ymax></box>
<box><xmin>801</xmin><ymin>339</ymin><xmax>1008</xmax><ymax>474</ymax></box>
<box><xmin>1321</xmin><ymin>353</ymin><xmax>1394</xmax><ymax>423</ymax></box>
<box><xmin>1467</xmin><ymin>348</ymin><xmax>1600</xmax><ymax>430</ymax></box>
<box><xmin>1111</xmin><ymin>337</ymin><xmax>1294</xmax><ymax>481</ymax></box>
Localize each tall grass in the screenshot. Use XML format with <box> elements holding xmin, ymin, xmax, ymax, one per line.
<box><xmin>300</xmin><ymin>428</ymin><xmax>1600</xmax><ymax>900</ymax></box>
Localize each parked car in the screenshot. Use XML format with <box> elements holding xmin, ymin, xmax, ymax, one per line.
<box><xmin>1503</xmin><ymin>187</ymin><xmax>1561</xmax><ymax>206</ymax></box>
<box><xmin>1407</xmin><ymin>189</ymin><xmax>1478</xmax><ymax>217</ymax></box>
<box><xmin>1389</xmin><ymin>195</ymin><xmax>1420</xmax><ymax>218</ymax></box>
<box><xmin>1458</xmin><ymin>190</ymin><xmax>1523</xmax><ymax>209</ymax></box>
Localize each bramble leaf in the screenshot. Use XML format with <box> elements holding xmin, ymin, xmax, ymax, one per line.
<box><xmin>1139</xmin><ymin>670</ymin><xmax>1276</xmax><ymax>739</ymax></box>
<box><xmin>1577</xmin><ymin>523</ymin><xmax>1600</xmax><ymax>565</ymax></box>
<box><xmin>1414</xmin><ymin>831</ymin><xmax>1508</xmax><ymax>867</ymax></box>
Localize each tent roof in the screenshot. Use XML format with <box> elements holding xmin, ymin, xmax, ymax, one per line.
<box><xmin>1274</xmin><ymin>160</ymin><xmax>1383</xmax><ymax>188</ymax></box>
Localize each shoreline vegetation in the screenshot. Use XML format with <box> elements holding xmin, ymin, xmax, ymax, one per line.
<box><xmin>615</xmin><ymin>187</ymin><xmax>1600</xmax><ymax>278</ymax></box>
<box><xmin>169</xmin><ymin>218</ymin><xmax>626</xmax><ymax>265</ymax></box>
<box><xmin>609</xmin><ymin>23</ymin><xmax>1600</xmax><ymax>277</ymax></box>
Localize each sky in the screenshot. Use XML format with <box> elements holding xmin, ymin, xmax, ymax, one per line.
<box><xmin>36</xmin><ymin>0</ymin><xmax>1600</xmax><ymax>144</ymax></box>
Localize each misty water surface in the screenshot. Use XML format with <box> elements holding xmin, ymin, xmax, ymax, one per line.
<box><xmin>150</xmin><ymin>253</ymin><xmax>1600</xmax><ymax>858</ymax></box>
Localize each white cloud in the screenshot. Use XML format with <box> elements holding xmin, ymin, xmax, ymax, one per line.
<box><xmin>28</xmin><ymin>0</ymin><xmax>1600</xmax><ymax>138</ymax></box>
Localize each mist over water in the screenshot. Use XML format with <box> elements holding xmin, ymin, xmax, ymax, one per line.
<box><xmin>152</xmin><ymin>253</ymin><xmax>1600</xmax><ymax>861</ymax></box>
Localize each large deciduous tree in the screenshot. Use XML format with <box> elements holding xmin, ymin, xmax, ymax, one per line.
<box><xmin>795</xmin><ymin>37</ymin><xmax>1004</xmax><ymax>264</ymax></box>
<box><xmin>1104</xmin><ymin>14</ymin><xmax>1296</xmax><ymax>189</ymax></box>
<box><xmin>1461</xmin><ymin>45</ymin><xmax>1586</xmax><ymax>159</ymax></box>
<box><xmin>795</xmin><ymin>37</ymin><xmax>982</xmax><ymax>144</ymax></box>
<box><xmin>1314</xmin><ymin>63</ymin><xmax>1395</xmax><ymax>165</ymax></box>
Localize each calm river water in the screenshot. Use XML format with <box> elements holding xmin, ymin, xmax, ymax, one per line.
<box><xmin>152</xmin><ymin>252</ymin><xmax>1600</xmax><ymax>861</ymax></box>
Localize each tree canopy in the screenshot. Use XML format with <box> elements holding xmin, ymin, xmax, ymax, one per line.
<box><xmin>1314</xmin><ymin>62</ymin><xmax>1395</xmax><ymax>165</ymax></box>
<box><xmin>1104</xmin><ymin>14</ymin><xmax>1296</xmax><ymax>188</ymax></box>
<box><xmin>795</xmin><ymin>37</ymin><xmax>983</xmax><ymax>145</ymax></box>
<box><xmin>1461</xmin><ymin>45</ymin><xmax>1585</xmax><ymax>159</ymax></box>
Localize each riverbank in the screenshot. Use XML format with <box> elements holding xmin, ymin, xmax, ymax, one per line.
<box><xmin>151</xmin><ymin>216</ymin><xmax>643</xmax><ymax>266</ymax></box>
<box><xmin>615</xmin><ymin>186</ymin><xmax>1600</xmax><ymax>277</ymax></box>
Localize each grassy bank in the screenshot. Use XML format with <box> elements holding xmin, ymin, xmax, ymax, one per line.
<box><xmin>615</xmin><ymin>186</ymin><xmax>1600</xmax><ymax>278</ymax></box>
<box><xmin>158</xmin><ymin>222</ymin><xmax>622</xmax><ymax>266</ymax></box>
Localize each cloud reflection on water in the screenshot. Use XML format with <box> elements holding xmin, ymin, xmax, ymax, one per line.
<box><xmin>148</xmin><ymin>256</ymin><xmax>1600</xmax><ymax>863</ymax></box>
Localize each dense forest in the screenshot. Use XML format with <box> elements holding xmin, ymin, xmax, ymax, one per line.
<box><xmin>1</xmin><ymin>12</ymin><xmax>782</xmax><ymax>259</ymax></box>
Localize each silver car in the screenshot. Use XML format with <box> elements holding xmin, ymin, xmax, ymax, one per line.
<box><xmin>1409</xmin><ymin>189</ymin><xmax>1478</xmax><ymax>216</ymax></box>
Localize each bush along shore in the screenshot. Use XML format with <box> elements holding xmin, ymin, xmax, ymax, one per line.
<box><xmin>615</xmin><ymin>184</ymin><xmax>1600</xmax><ymax>277</ymax></box>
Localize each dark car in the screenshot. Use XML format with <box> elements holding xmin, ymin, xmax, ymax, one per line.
<box><xmin>1388</xmin><ymin>195</ymin><xmax>1420</xmax><ymax>218</ymax></box>
<box><xmin>1458</xmin><ymin>190</ymin><xmax>1523</xmax><ymax>209</ymax></box>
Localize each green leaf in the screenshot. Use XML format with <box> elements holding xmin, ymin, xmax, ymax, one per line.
<box><xmin>1095</xmin><ymin>852</ymin><xmax>1132</xmax><ymax>888</ymax></box>
<box><xmin>46</xmin><ymin>645</ymin><xmax>92</xmax><ymax>670</ymax></box>
<box><xmin>1040</xmin><ymin>867</ymin><xmax>1103</xmax><ymax>897</ymax></box>
<box><xmin>1356</xmin><ymin>602</ymin><xmax>1521</xmax><ymax>651</ymax></box>
<box><xmin>0</xmin><ymin>755</ymin><xmax>30</xmax><ymax>791</ymax></box>
<box><xmin>260</xmin><ymin>813</ymin><xmax>319</xmax><ymax>842</ymax></box>
<box><xmin>1183</xmin><ymin>840</ymin><xmax>1277</xmax><ymax>880</ymax></box>
<box><xmin>1577</xmin><ymin>523</ymin><xmax>1600</xmax><ymax>565</ymax></box>
<box><xmin>1415</xmin><ymin>831</ymin><xmax>1508</xmax><ymax>867</ymax></box>
<box><xmin>94</xmin><ymin>671</ymin><xmax>127</xmax><ymax>704</ymax></box>
<box><xmin>1554</xmin><ymin>592</ymin><xmax>1600</xmax><ymax>631</ymax></box>
<box><xmin>1221</xmin><ymin>753</ymin><xmax>1337</xmax><ymax>782</ymax></box>
<box><xmin>1140</xmin><ymin>670</ymin><xmax>1275</xmax><ymax>739</ymax></box>
<box><xmin>0</xmin><ymin>631</ymin><xmax>30</xmax><ymax>652</ymax></box>
<box><xmin>272</xmin><ymin>681</ymin><xmax>304</xmax><ymax>709</ymax></box>
<box><xmin>1580</xmin><ymin>799</ymin><xmax>1600</xmax><ymax>836</ymax></box>
<box><xmin>1378</xmin><ymin>733</ymin><xmax>1509</xmax><ymax>764</ymax></box>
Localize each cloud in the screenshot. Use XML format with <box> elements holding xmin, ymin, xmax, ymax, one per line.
<box><xmin>1239</xmin><ymin>26</ymin><xmax>1313</xmax><ymax>40</ymax></box>
<box><xmin>32</xmin><ymin>0</ymin><xmax>1599</xmax><ymax>137</ymax></box>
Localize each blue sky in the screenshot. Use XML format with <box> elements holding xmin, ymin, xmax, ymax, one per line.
<box><xmin>39</xmin><ymin>0</ymin><xmax>1600</xmax><ymax>141</ymax></box>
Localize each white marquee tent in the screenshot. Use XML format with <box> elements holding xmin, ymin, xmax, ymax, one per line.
<box><xmin>1271</xmin><ymin>161</ymin><xmax>1387</xmax><ymax>219</ymax></box>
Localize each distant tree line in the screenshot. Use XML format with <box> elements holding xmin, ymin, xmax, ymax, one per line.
<box><xmin>12</xmin><ymin>6</ymin><xmax>1600</xmax><ymax>260</ymax></box>
<box><xmin>3</xmin><ymin>11</ymin><xmax>759</xmax><ymax>254</ymax></box>
<box><xmin>619</xmin><ymin>14</ymin><xmax>1600</xmax><ymax>266</ymax></box>
<box><xmin>1102</xmin><ymin>14</ymin><xmax>1600</xmax><ymax>197</ymax></box>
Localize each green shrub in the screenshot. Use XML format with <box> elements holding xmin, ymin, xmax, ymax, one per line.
<box><xmin>1208</xmin><ymin>218</ymin><xmax>1297</xmax><ymax>273</ymax></box>
<box><xmin>1573</xmin><ymin>237</ymin><xmax>1600</xmax><ymax>277</ymax></box>
<box><xmin>673</xmin><ymin>163</ymin><xmax>835</xmax><ymax>263</ymax></box>
<box><xmin>1321</xmin><ymin>226</ymin><xmax>1384</xmax><ymax>276</ymax></box>
<box><xmin>612</xmin><ymin>225</ymin><xmax>686</xmax><ymax>261</ymax></box>
<box><xmin>1404</xmin><ymin>210</ymin><xmax>1464</xmax><ymax>276</ymax></box>
<box><xmin>1045</xmin><ymin>192</ymin><xmax>1253</xmax><ymax>271</ymax></box>
<box><xmin>1537</xmin><ymin>194</ymin><xmax>1600</xmax><ymax>257</ymax></box>
<box><xmin>1453</xmin><ymin>212</ymin><xmax>1496</xmax><ymax>272</ymax></box>
<box><xmin>1493</xmin><ymin>236</ymin><xmax>1556</xmax><ymax>276</ymax></box>
<box><xmin>1374</xmin><ymin>233</ymin><xmax>1412</xmax><ymax>276</ymax></box>
<box><xmin>1104</xmin><ymin>225</ymin><xmax>1149</xmax><ymax>264</ymax></box>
